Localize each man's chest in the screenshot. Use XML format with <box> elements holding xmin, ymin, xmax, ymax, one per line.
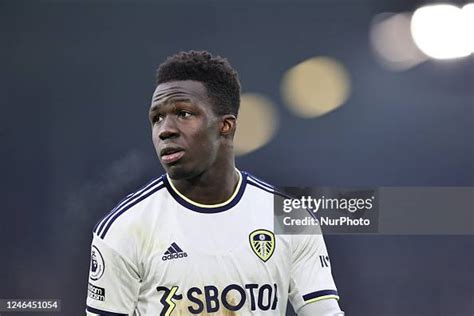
<box><xmin>142</xmin><ymin>223</ymin><xmax>291</xmax><ymax>283</ymax></box>
<box><xmin>136</xmin><ymin>218</ymin><xmax>291</xmax><ymax>315</ymax></box>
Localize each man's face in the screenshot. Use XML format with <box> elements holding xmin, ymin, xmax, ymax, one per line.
<box><xmin>149</xmin><ymin>80</ymin><xmax>221</xmax><ymax>180</ymax></box>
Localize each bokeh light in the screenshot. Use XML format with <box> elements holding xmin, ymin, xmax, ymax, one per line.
<box><xmin>281</xmin><ymin>57</ymin><xmax>351</xmax><ymax>118</ymax></box>
<box><xmin>462</xmin><ymin>3</ymin><xmax>474</xmax><ymax>52</ymax></box>
<box><xmin>411</xmin><ymin>4</ymin><xmax>472</xmax><ymax>59</ymax></box>
<box><xmin>370</xmin><ymin>12</ymin><xmax>427</xmax><ymax>70</ymax></box>
<box><xmin>234</xmin><ymin>93</ymin><xmax>278</xmax><ymax>156</ymax></box>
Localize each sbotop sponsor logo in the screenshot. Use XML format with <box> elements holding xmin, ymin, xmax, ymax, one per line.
<box><xmin>156</xmin><ymin>283</ymin><xmax>278</xmax><ymax>314</ymax></box>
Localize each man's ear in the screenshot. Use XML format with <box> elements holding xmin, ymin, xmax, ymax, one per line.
<box><xmin>220</xmin><ymin>114</ymin><xmax>237</xmax><ymax>137</ymax></box>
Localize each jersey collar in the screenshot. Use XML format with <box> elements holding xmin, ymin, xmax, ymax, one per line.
<box><xmin>163</xmin><ymin>169</ymin><xmax>247</xmax><ymax>213</ymax></box>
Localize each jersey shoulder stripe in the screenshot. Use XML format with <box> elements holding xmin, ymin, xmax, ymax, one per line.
<box><xmin>246</xmin><ymin>173</ymin><xmax>276</xmax><ymax>190</ymax></box>
<box><xmin>93</xmin><ymin>176</ymin><xmax>165</xmax><ymax>239</ymax></box>
<box><xmin>93</xmin><ymin>176</ymin><xmax>163</xmax><ymax>234</ymax></box>
<box><xmin>99</xmin><ymin>182</ymin><xmax>165</xmax><ymax>239</ymax></box>
<box><xmin>246</xmin><ymin>174</ymin><xmax>291</xmax><ymax>199</ymax></box>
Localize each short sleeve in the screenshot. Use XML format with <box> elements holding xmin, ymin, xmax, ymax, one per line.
<box><xmin>288</xmin><ymin>234</ymin><xmax>339</xmax><ymax>312</ymax></box>
<box><xmin>86</xmin><ymin>235</ymin><xmax>141</xmax><ymax>315</ymax></box>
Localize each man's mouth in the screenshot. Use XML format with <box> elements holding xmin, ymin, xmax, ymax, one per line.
<box><xmin>160</xmin><ymin>147</ymin><xmax>185</xmax><ymax>164</ymax></box>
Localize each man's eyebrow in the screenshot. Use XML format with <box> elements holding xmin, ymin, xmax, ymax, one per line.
<box><xmin>149</xmin><ymin>97</ymin><xmax>192</xmax><ymax>112</ymax></box>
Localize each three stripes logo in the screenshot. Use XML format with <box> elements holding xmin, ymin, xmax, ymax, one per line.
<box><xmin>162</xmin><ymin>242</ymin><xmax>188</xmax><ymax>261</ymax></box>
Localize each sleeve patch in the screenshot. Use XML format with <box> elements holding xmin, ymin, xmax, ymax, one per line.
<box><xmin>88</xmin><ymin>283</ymin><xmax>105</xmax><ymax>301</ymax></box>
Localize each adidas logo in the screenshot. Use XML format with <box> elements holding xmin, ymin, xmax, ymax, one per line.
<box><xmin>162</xmin><ymin>242</ymin><xmax>188</xmax><ymax>261</ymax></box>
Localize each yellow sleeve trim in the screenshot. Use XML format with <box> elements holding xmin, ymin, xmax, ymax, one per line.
<box><xmin>168</xmin><ymin>169</ymin><xmax>242</xmax><ymax>208</ymax></box>
<box><xmin>304</xmin><ymin>294</ymin><xmax>340</xmax><ymax>304</ymax></box>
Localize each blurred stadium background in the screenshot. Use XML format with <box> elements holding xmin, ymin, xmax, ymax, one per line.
<box><xmin>1</xmin><ymin>0</ymin><xmax>473</xmax><ymax>315</ymax></box>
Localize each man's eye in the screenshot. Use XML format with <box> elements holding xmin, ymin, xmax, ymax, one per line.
<box><xmin>152</xmin><ymin>115</ymin><xmax>163</xmax><ymax>124</ymax></box>
<box><xmin>178</xmin><ymin>111</ymin><xmax>192</xmax><ymax>119</ymax></box>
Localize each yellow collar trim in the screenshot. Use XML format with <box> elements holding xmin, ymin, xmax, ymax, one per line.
<box><xmin>167</xmin><ymin>169</ymin><xmax>242</xmax><ymax>208</ymax></box>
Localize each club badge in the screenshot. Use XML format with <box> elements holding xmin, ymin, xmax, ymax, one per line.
<box><xmin>249</xmin><ymin>229</ymin><xmax>275</xmax><ymax>262</ymax></box>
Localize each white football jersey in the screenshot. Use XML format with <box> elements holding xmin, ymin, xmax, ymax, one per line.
<box><xmin>86</xmin><ymin>170</ymin><xmax>339</xmax><ymax>315</ymax></box>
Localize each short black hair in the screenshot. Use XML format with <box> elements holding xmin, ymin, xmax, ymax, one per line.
<box><xmin>156</xmin><ymin>50</ymin><xmax>241</xmax><ymax>116</ymax></box>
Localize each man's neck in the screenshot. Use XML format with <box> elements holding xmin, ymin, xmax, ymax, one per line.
<box><xmin>170</xmin><ymin>162</ymin><xmax>239</xmax><ymax>205</ymax></box>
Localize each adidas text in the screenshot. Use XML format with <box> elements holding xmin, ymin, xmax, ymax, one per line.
<box><xmin>162</xmin><ymin>252</ymin><xmax>188</xmax><ymax>261</ymax></box>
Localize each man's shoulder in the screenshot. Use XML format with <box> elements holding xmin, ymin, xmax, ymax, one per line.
<box><xmin>243</xmin><ymin>171</ymin><xmax>291</xmax><ymax>199</ymax></box>
<box><xmin>92</xmin><ymin>175</ymin><xmax>167</xmax><ymax>240</ymax></box>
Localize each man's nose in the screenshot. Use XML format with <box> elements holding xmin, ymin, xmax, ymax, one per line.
<box><xmin>158</xmin><ymin>116</ymin><xmax>179</xmax><ymax>140</ymax></box>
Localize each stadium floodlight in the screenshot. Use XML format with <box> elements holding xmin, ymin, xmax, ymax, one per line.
<box><xmin>411</xmin><ymin>4</ymin><xmax>472</xmax><ymax>59</ymax></box>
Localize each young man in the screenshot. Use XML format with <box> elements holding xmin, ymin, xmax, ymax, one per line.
<box><xmin>86</xmin><ymin>51</ymin><xmax>342</xmax><ymax>315</ymax></box>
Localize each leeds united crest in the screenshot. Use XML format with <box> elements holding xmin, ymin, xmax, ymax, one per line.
<box><xmin>249</xmin><ymin>229</ymin><xmax>275</xmax><ymax>262</ymax></box>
